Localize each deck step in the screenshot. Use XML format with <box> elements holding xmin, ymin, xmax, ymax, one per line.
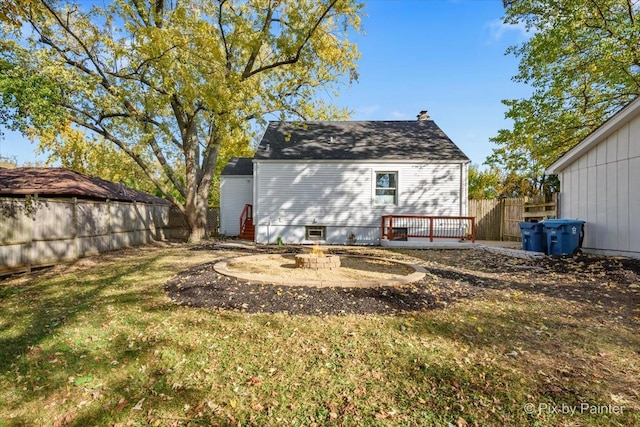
<box><xmin>239</xmin><ymin>220</ymin><xmax>255</xmax><ymax>241</ymax></box>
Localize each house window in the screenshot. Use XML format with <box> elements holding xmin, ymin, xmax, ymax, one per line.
<box><xmin>375</xmin><ymin>172</ymin><xmax>398</xmax><ymax>205</ymax></box>
<box><xmin>305</xmin><ymin>226</ymin><xmax>326</xmax><ymax>241</ymax></box>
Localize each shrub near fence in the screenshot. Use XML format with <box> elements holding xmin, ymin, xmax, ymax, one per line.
<box><xmin>0</xmin><ymin>197</ymin><xmax>170</xmax><ymax>274</ymax></box>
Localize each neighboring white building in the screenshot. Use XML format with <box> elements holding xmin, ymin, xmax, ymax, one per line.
<box><xmin>546</xmin><ymin>97</ymin><xmax>640</xmax><ymax>259</ymax></box>
<box><xmin>220</xmin><ymin>114</ymin><xmax>470</xmax><ymax>244</ymax></box>
<box><xmin>219</xmin><ymin>158</ymin><xmax>253</xmax><ymax>236</ymax></box>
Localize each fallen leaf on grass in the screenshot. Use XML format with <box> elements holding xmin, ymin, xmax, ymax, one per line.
<box><xmin>132</xmin><ymin>398</ymin><xmax>145</xmax><ymax>411</ymax></box>
<box><xmin>115</xmin><ymin>398</ymin><xmax>127</xmax><ymax>411</ymax></box>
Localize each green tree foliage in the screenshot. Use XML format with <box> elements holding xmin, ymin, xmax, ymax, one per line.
<box><xmin>489</xmin><ymin>0</ymin><xmax>640</xmax><ymax>186</ymax></box>
<box><xmin>468</xmin><ymin>164</ymin><xmax>559</xmax><ymax>199</ymax></box>
<box><xmin>0</xmin><ymin>50</ymin><xmax>64</xmax><ymax>136</ymax></box>
<box><xmin>1</xmin><ymin>0</ymin><xmax>361</xmax><ymax>241</ymax></box>
<box><xmin>468</xmin><ymin>164</ymin><xmax>501</xmax><ymax>199</ymax></box>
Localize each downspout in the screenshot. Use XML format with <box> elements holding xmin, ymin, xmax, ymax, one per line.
<box><xmin>460</xmin><ymin>161</ymin><xmax>469</xmax><ymax>216</ymax></box>
<box><xmin>253</xmin><ymin>160</ymin><xmax>258</xmax><ymax>241</ymax></box>
<box><xmin>459</xmin><ymin>162</ymin><xmax>464</xmax><ymax>216</ymax></box>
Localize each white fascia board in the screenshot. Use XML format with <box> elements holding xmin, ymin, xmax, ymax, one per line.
<box><xmin>546</xmin><ymin>96</ymin><xmax>640</xmax><ymax>174</ymax></box>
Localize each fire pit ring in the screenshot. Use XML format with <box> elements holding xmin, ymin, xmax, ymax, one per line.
<box><xmin>212</xmin><ymin>254</ymin><xmax>427</xmax><ymax>288</ymax></box>
<box><xmin>294</xmin><ymin>253</ymin><xmax>341</xmax><ymax>270</ymax></box>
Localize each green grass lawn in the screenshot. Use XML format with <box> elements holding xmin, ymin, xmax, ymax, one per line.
<box><xmin>0</xmin><ymin>244</ymin><xmax>638</xmax><ymax>426</ymax></box>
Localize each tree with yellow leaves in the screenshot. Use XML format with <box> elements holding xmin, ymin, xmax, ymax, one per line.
<box><xmin>1</xmin><ymin>0</ymin><xmax>361</xmax><ymax>241</ymax></box>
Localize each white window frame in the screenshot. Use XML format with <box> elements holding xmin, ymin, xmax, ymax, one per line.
<box><xmin>374</xmin><ymin>171</ymin><xmax>398</xmax><ymax>205</ymax></box>
<box><xmin>305</xmin><ymin>226</ymin><xmax>326</xmax><ymax>241</ymax></box>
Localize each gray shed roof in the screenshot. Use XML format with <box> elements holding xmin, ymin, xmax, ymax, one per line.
<box><xmin>255</xmin><ymin>120</ymin><xmax>469</xmax><ymax>161</ymax></box>
<box><xmin>221</xmin><ymin>157</ymin><xmax>254</xmax><ymax>176</ymax></box>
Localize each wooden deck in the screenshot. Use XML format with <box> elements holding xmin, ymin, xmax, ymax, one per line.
<box><xmin>381</xmin><ymin>215</ymin><xmax>476</xmax><ymax>243</ymax></box>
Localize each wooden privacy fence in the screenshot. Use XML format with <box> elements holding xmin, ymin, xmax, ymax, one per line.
<box><xmin>0</xmin><ymin>197</ymin><xmax>221</xmax><ymax>275</ymax></box>
<box><xmin>0</xmin><ymin>197</ymin><xmax>170</xmax><ymax>274</ymax></box>
<box><xmin>469</xmin><ymin>194</ymin><xmax>558</xmax><ymax>241</ymax></box>
<box><xmin>166</xmin><ymin>205</ymin><xmax>220</xmax><ymax>241</ymax></box>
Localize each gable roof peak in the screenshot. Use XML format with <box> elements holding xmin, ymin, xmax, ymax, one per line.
<box><xmin>255</xmin><ymin>120</ymin><xmax>469</xmax><ymax>162</ymax></box>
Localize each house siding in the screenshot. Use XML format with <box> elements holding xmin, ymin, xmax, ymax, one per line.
<box><xmin>219</xmin><ymin>176</ymin><xmax>253</xmax><ymax>236</ymax></box>
<box><xmin>559</xmin><ymin>115</ymin><xmax>640</xmax><ymax>258</ymax></box>
<box><xmin>254</xmin><ymin>161</ymin><xmax>466</xmax><ymax>244</ymax></box>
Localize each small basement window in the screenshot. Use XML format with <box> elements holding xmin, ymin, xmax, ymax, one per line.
<box><xmin>305</xmin><ymin>226</ymin><xmax>326</xmax><ymax>241</ymax></box>
<box><xmin>375</xmin><ymin>172</ymin><xmax>398</xmax><ymax>205</ymax></box>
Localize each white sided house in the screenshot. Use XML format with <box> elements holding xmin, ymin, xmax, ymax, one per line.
<box><xmin>547</xmin><ymin>97</ymin><xmax>640</xmax><ymax>259</ymax></box>
<box><xmin>219</xmin><ymin>158</ymin><xmax>254</xmax><ymax>236</ymax></box>
<box><xmin>220</xmin><ymin>113</ymin><xmax>471</xmax><ymax>245</ymax></box>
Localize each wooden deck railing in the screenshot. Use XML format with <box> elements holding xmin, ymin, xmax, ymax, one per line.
<box><xmin>381</xmin><ymin>215</ymin><xmax>476</xmax><ymax>243</ymax></box>
<box><xmin>239</xmin><ymin>203</ymin><xmax>253</xmax><ymax>235</ymax></box>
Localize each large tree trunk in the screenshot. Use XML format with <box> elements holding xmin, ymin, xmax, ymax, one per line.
<box><xmin>185</xmin><ymin>195</ymin><xmax>208</xmax><ymax>242</ymax></box>
<box><xmin>182</xmin><ymin>121</ymin><xmax>210</xmax><ymax>243</ymax></box>
<box><xmin>183</xmin><ymin>161</ymin><xmax>210</xmax><ymax>242</ymax></box>
<box><xmin>182</xmin><ymin>125</ymin><xmax>219</xmax><ymax>242</ymax></box>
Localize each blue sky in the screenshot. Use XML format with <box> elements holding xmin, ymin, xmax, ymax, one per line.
<box><xmin>1</xmin><ymin>0</ymin><xmax>530</xmax><ymax>167</ymax></box>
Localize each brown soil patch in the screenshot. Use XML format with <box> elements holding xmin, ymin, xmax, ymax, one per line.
<box><xmin>224</xmin><ymin>254</ymin><xmax>415</xmax><ymax>282</ymax></box>
<box><xmin>165</xmin><ymin>245</ymin><xmax>640</xmax><ymax>318</ymax></box>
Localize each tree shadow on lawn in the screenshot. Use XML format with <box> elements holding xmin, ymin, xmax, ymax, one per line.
<box><xmin>422</xmin><ymin>260</ymin><xmax>640</xmax><ymax>327</ymax></box>
<box><xmin>0</xmin><ymin>254</ymin><xmax>166</xmax><ymax>381</ymax></box>
<box><xmin>395</xmin><ymin>260</ymin><xmax>640</xmax><ymax>421</ymax></box>
<box><xmin>165</xmin><ymin>249</ymin><xmax>640</xmax><ymax>417</ymax></box>
<box><xmin>0</xmin><ymin>252</ymin><xmax>219</xmax><ymax>426</ymax></box>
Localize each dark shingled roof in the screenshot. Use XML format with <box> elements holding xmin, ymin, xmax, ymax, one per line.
<box><xmin>221</xmin><ymin>157</ymin><xmax>254</xmax><ymax>176</ymax></box>
<box><xmin>0</xmin><ymin>167</ymin><xmax>170</xmax><ymax>204</ymax></box>
<box><xmin>255</xmin><ymin>120</ymin><xmax>470</xmax><ymax>161</ymax></box>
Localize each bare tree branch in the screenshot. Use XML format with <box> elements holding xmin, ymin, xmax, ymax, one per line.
<box><xmin>67</xmin><ymin>115</ymin><xmax>185</xmax><ymax>206</ymax></box>
<box><xmin>242</xmin><ymin>0</ymin><xmax>338</xmax><ymax>79</ymax></box>
<box><xmin>241</xmin><ymin>0</ymin><xmax>276</xmax><ymax>78</ymax></box>
<box><xmin>217</xmin><ymin>0</ymin><xmax>231</xmax><ymax>72</ymax></box>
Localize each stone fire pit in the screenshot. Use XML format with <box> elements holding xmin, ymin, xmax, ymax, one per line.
<box><xmin>212</xmin><ymin>253</ymin><xmax>426</xmax><ymax>287</ymax></box>
<box><xmin>294</xmin><ymin>253</ymin><xmax>341</xmax><ymax>270</ymax></box>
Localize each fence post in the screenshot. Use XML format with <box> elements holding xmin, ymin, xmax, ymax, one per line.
<box><xmin>25</xmin><ymin>195</ymin><xmax>35</xmax><ymax>273</ymax></box>
<box><xmin>429</xmin><ymin>217</ymin><xmax>434</xmax><ymax>242</ymax></box>
<box><xmin>471</xmin><ymin>217</ymin><xmax>476</xmax><ymax>243</ymax></box>
<box><xmin>499</xmin><ymin>199</ymin><xmax>505</xmax><ymax>241</ymax></box>
<box><xmin>107</xmin><ymin>199</ymin><xmax>112</xmax><ymax>251</ymax></box>
<box><xmin>72</xmin><ymin>197</ymin><xmax>79</xmax><ymax>259</ymax></box>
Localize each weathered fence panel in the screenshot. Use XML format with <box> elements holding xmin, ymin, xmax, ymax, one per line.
<box><xmin>468</xmin><ymin>199</ymin><xmax>501</xmax><ymax>240</ymax></box>
<box><xmin>0</xmin><ymin>197</ymin><xmax>172</xmax><ymax>274</ymax></box>
<box><xmin>165</xmin><ymin>206</ymin><xmax>219</xmax><ymax>240</ymax></box>
<box><xmin>502</xmin><ymin>197</ymin><xmax>525</xmax><ymax>241</ymax></box>
<box><xmin>469</xmin><ymin>194</ymin><xmax>558</xmax><ymax>241</ymax></box>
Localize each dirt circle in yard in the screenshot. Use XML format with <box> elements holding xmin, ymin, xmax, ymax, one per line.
<box><xmin>165</xmin><ymin>245</ymin><xmax>640</xmax><ymax>316</ymax></box>
<box><xmin>213</xmin><ymin>254</ymin><xmax>426</xmax><ymax>287</ymax></box>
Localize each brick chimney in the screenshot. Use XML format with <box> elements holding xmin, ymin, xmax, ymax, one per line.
<box><xmin>417</xmin><ymin>110</ymin><xmax>430</xmax><ymax>121</ymax></box>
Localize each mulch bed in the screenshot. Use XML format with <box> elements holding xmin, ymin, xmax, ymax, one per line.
<box><xmin>164</xmin><ymin>246</ymin><xmax>640</xmax><ymax>317</ymax></box>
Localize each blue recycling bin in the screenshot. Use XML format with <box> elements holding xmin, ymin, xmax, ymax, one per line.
<box><xmin>544</xmin><ymin>219</ymin><xmax>585</xmax><ymax>255</ymax></box>
<box><xmin>518</xmin><ymin>221</ymin><xmax>546</xmax><ymax>253</ymax></box>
